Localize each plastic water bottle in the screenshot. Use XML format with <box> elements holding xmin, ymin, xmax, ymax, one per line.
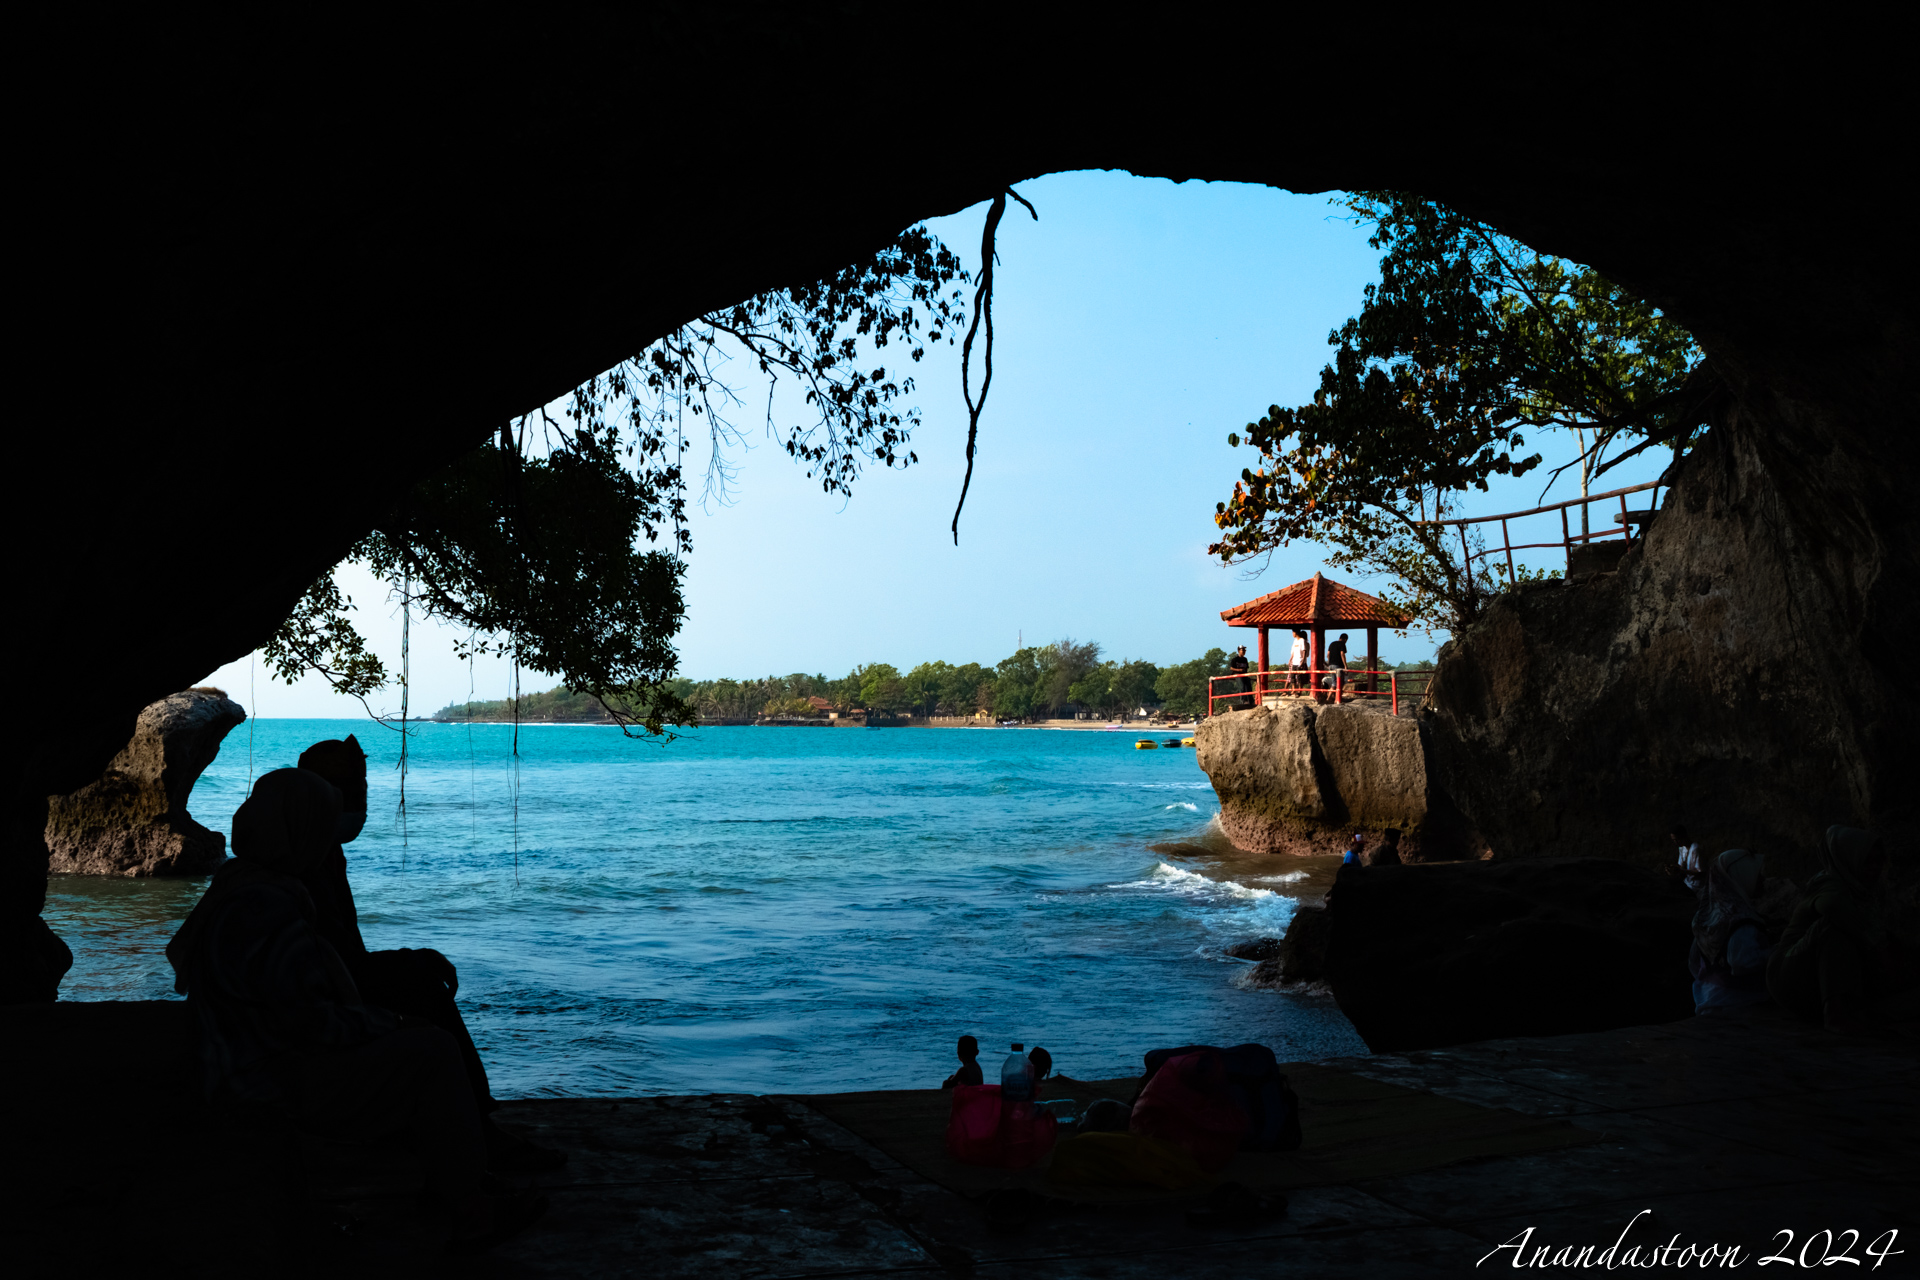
<box><xmin>999</xmin><ymin>1043</ymin><xmax>1038</xmax><ymax>1167</ymax></box>
<box><xmin>1000</xmin><ymin>1043</ymin><xmax>1034</xmax><ymax>1101</ymax></box>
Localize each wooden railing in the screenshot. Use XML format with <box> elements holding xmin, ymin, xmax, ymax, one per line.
<box><xmin>1207</xmin><ymin>667</ymin><xmax>1434</xmax><ymax>718</ymax></box>
<box><xmin>1414</xmin><ymin>480</ymin><xmax>1662</xmax><ymax>588</ymax></box>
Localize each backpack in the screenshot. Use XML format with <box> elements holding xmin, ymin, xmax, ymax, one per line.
<box><xmin>1135</xmin><ymin>1043</ymin><xmax>1301</xmax><ymax>1153</ymax></box>
<box><xmin>1130</xmin><ymin>1049</ymin><xmax>1250</xmax><ymax>1170</ymax></box>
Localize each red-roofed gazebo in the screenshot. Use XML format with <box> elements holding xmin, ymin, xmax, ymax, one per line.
<box><xmin>1219</xmin><ymin>572</ymin><xmax>1410</xmax><ymax>703</ymax></box>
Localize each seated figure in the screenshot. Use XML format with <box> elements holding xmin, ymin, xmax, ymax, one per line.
<box><xmin>279</xmin><ymin>736</ymin><xmax>562</xmax><ymax>1172</ymax></box>
<box><xmin>941</xmin><ymin>1035</ymin><xmax>983</xmax><ymax>1089</ymax></box>
<box><xmin>1689</xmin><ymin>849</ymin><xmax>1788</xmax><ymax>1014</ymax></box>
<box><xmin>167</xmin><ymin>768</ymin><xmax>543</xmax><ymax>1251</ymax></box>
<box><xmin>1767</xmin><ymin>826</ymin><xmax>1895</xmax><ymax>1033</ymax></box>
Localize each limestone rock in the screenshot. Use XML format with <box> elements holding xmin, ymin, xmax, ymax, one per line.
<box><xmin>46</xmin><ymin>689</ymin><xmax>246</xmax><ymax>876</ymax></box>
<box><xmin>1424</xmin><ymin>421</ymin><xmax>1917</xmax><ymax>882</ymax></box>
<box><xmin>1194</xmin><ymin>702</ymin><xmax>1335</xmax><ymax>855</ymax></box>
<box><xmin>1196</xmin><ymin>699</ymin><xmax>1478</xmax><ymax>858</ymax></box>
<box><xmin>1278</xmin><ymin>904</ymin><xmax>1331</xmax><ymax>983</ymax></box>
<box><xmin>1324</xmin><ymin>858</ymin><xmax>1695</xmax><ymax>1052</ymax></box>
<box><xmin>1313</xmin><ymin>705</ymin><xmax>1428</xmax><ymax>831</ymax></box>
<box><xmin>1239</xmin><ymin>906</ymin><xmax>1332</xmax><ymax>989</ymax></box>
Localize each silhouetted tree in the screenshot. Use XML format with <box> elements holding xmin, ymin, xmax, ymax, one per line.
<box><xmin>268</xmin><ymin>227</ymin><xmax>968</xmax><ymax>735</ymax></box>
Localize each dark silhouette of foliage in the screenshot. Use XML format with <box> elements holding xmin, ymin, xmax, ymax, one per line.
<box><xmin>268</xmin><ymin>226</ymin><xmax>968</xmax><ymax>733</ymax></box>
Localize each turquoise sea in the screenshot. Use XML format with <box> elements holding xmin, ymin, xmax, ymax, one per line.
<box><xmin>44</xmin><ymin>719</ymin><xmax>1364</xmax><ymax>1095</ymax></box>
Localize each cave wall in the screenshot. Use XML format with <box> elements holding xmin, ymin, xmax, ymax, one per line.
<box><xmin>1426</xmin><ymin>390</ymin><xmax>1920</xmax><ymax>881</ymax></box>
<box><xmin>9</xmin><ymin>12</ymin><xmax>1912</xmax><ymax>992</ymax></box>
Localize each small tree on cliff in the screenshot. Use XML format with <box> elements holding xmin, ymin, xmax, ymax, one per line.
<box><xmin>1210</xmin><ymin>192</ymin><xmax>1711</xmax><ymax>634</ymax></box>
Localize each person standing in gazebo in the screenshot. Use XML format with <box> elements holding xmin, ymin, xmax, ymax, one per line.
<box><xmin>1227</xmin><ymin>645</ymin><xmax>1253</xmax><ymax>709</ymax></box>
<box><xmin>1287</xmin><ymin>630</ymin><xmax>1308</xmax><ymax>691</ymax></box>
<box><xmin>1324</xmin><ymin>633</ymin><xmax>1351</xmax><ymax>701</ymax></box>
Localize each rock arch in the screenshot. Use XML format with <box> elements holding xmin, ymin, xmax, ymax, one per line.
<box><xmin>10</xmin><ymin>13</ymin><xmax>1912</xmax><ymax>993</ymax></box>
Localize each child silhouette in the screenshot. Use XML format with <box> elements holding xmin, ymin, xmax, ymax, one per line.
<box><xmin>942</xmin><ymin>1035</ymin><xmax>984</xmax><ymax>1089</ymax></box>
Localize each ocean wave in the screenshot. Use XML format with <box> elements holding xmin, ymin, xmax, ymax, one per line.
<box><xmin>1162</xmin><ymin>802</ymin><xmax>1200</xmax><ymax>812</ymax></box>
<box><xmin>1251</xmin><ymin>871</ymin><xmax>1310</xmax><ymax>885</ymax></box>
<box><xmin>1110</xmin><ymin>861</ymin><xmax>1276</xmax><ymax>903</ymax></box>
<box><xmin>1230</xmin><ymin>968</ymin><xmax>1334</xmax><ymax>998</ymax></box>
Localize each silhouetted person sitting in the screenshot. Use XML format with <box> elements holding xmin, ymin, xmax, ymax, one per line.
<box><xmin>1369</xmin><ymin>828</ymin><xmax>1403</xmax><ymax>866</ymax></box>
<box><xmin>1768</xmin><ymin>826</ymin><xmax>1901</xmax><ymax>1034</ymax></box>
<box><xmin>942</xmin><ymin>1035</ymin><xmax>983</xmax><ymax>1088</ymax></box>
<box><xmin>1028</xmin><ymin>1045</ymin><xmax>1053</xmax><ymax>1088</ymax></box>
<box><xmin>290</xmin><ymin>736</ymin><xmax>562</xmax><ymax>1172</ymax></box>
<box><xmin>166</xmin><ymin>768</ymin><xmax>544</xmax><ymax>1252</ymax></box>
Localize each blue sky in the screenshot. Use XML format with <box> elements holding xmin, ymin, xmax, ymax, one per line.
<box><xmin>202</xmin><ymin>172</ymin><xmax>1674</xmax><ymax>719</ymax></box>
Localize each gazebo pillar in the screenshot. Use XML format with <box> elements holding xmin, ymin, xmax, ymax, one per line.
<box><xmin>1257</xmin><ymin>626</ymin><xmax>1269</xmax><ymax>702</ymax></box>
<box><xmin>1366</xmin><ymin>625</ymin><xmax>1378</xmax><ymax>693</ymax></box>
<box><xmin>1311</xmin><ymin>628</ymin><xmax>1324</xmax><ymax>701</ymax></box>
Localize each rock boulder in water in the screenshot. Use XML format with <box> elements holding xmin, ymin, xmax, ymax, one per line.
<box><xmin>1324</xmin><ymin>858</ymin><xmax>1695</xmax><ymax>1051</ymax></box>
<box><xmin>46</xmin><ymin>688</ymin><xmax>245</xmax><ymax>876</ymax></box>
<box><xmin>1237</xmin><ymin>907</ymin><xmax>1332</xmax><ymax>989</ymax></box>
<box><xmin>1195</xmin><ymin>700</ymin><xmax>1478</xmax><ymax>858</ymax></box>
<box><xmin>1194</xmin><ymin>702</ymin><xmax>1330</xmax><ymax>856</ymax></box>
<box><xmin>1277</xmin><ymin>904</ymin><xmax>1331</xmax><ymax>983</ymax></box>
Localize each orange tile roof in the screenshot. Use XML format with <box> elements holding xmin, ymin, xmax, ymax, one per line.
<box><xmin>1220</xmin><ymin>572</ymin><xmax>1411</xmax><ymax>628</ymax></box>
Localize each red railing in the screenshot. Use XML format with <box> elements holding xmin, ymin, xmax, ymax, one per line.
<box><xmin>1206</xmin><ymin>667</ymin><xmax>1433</xmax><ymax>718</ymax></box>
<box><xmin>1414</xmin><ymin>480</ymin><xmax>1662</xmax><ymax>588</ymax></box>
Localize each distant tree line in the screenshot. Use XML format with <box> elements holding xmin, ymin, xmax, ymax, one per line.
<box><xmin>433</xmin><ymin>640</ymin><xmax>1434</xmax><ymax>725</ymax></box>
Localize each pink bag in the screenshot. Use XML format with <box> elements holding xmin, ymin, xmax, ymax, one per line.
<box><xmin>946</xmin><ymin>1084</ymin><xmax>1059</xmax><ymax>1168</ymax></box>
<box><xmin>1128</xmin><ymin>1050</ymin><xmax>1249</xmax><ymax>1171</ymax></box>
<box><xmin>946</xmin><ymin>1084</ymin><xmax>1005</xmax><ymax>1165</ymax></box>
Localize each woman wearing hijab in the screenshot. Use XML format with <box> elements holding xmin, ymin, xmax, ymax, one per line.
<box><xmin>291</xmin><ymin>735</ymin><xmax>563</xmax><ymax>1173</ymax></box>
<box><xmin>167</xmin><ymin>768</ymin><xmax>545</xmax><ymax>1252</ymax></box>
<box><xmin>1689</xmin><ymin>849</ymin><xmax>1779</xmax><ymax>1014</ymax></box>
<box><xmin>1766</xmin><ymin>826</ymin><xmax>1892</xmax><ymax>1033</ymax></box>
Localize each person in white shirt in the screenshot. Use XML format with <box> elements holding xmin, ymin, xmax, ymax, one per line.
<box><xmin>1287</xmin><ymin>630</ymin><xmax>1307</xmax><ymax>689</ymax></box>
<box><xmin>1671</xmin><ymin>822</ymin><xmax>1705</xmax><ymax>897</ymax></box>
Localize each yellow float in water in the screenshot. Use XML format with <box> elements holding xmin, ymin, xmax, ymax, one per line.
<box><xmin>1181</xmin><ymin>737</ymin><xmax>1196</xmax><ymax>748</ymax></box>
<box><xmin>1134</xmin><ymin>739</ymin><xmax>1158</xmax><ymax>749</ymax></box>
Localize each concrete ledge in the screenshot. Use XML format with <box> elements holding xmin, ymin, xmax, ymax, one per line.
<box><xmin>4</xmin><ymin>1002</ymin><xmax>1912</xmax><ymax>1276</ymax></box>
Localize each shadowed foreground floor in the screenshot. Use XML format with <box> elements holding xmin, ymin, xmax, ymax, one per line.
<box><xmin>5</xmin><ymin>1005</ymin><xmax>1913</xmax><ymax>1277</ymax></box>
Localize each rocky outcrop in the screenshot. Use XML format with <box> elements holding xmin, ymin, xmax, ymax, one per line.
<box><xmin>1241</xmin><ymin>903</ymin><xmax>1334</xmax><ymax>989</ymax></box>
<box><xmin>1194</xmin><ymin>702</ymin><xmax>1329</xmax><ymax>854</ymax></box>
<box><xmin>1324</xmin><ymin>859</ymin><xmax>1696</xmax><ymax>1051</ymax></box>
<box><xmin>46</xmin><ymin>689</ymin><xmax>245</xmax><ymax>876</ymax></box>
<box><xmin>1425</xmin><ymin>417</ymin><xmax>1918</xmax><ymax>884</ymax></box>
<box><xmin>1196</xmin><ymin>699</ymin><xmax>1478</xmax><ymax>858</ymax></box>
